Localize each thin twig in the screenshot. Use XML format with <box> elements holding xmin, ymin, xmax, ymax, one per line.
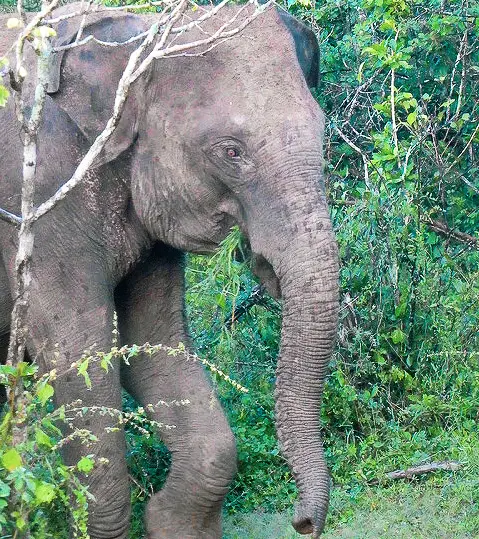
<box><xmin>390</xmin><ymin>68</ymin><xmax>399</xmax><ymax>166</ymax></box>
<box><xmin>334</xmin><ymin>126</ymin><xmax>371</xmax><ymax>190</ymax></box>
<box><xmin>444</xmin><ymin>122</ymin><xmax>479</xmax><ymax>174</ymax></box>
<box><xmin>0</xmin><ymin>207</ymin><xmax>22</xmax><ymax>227</ymax></box>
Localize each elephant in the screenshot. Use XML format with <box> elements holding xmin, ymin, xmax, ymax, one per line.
<box><xmin>0</xmin><ymin>4</ymin><xmax>339</xmax><ymax>538</ymax></box>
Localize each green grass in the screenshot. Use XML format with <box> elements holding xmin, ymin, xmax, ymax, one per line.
<box><xmin>224</xmin><ymin>445</ymin><xmax>479</xmax><ymax>538</ymax></box>
<box><xmin>224</xmin><ymin>484</ymin><xmax>479</xmax><ymax>538</ymax></box>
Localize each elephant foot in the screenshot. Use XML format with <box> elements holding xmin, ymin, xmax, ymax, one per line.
<box><xmin>145</xmin><ymin>495</ymin><xmax>222</xmax><ymax>539</ymax></box>
<box><xmin>144</xmin><ymin>424</ymin><xmax>236</xmax><ymax>539</ymax></box>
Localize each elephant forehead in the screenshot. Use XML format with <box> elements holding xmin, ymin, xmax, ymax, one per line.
<box><xmin>142</xmin><ymin>7</ymin><xmax>320</xmax><ymax>138</ymax></box>
<box><xmin>150</xmin><ymin>7</ymin><xmax>304</xmax><ymax>97</ymax></box>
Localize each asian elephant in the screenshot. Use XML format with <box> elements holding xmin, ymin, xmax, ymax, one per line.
<box><xmin>0</xmin><ymin>4</ymin><xmax>339</xmax><ymax>538</ymax></box>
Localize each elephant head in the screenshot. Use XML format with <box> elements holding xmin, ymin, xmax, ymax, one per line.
<box><xmin>46</xmin><ymin>5</ymin><xmax>339</xmax><ymax>535</ymax></box>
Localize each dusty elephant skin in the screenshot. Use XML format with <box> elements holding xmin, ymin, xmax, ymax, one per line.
<box><xmin>0</xmin><ymin>4</ymin><xmax>339</xmax><ymax>538</ymax></box>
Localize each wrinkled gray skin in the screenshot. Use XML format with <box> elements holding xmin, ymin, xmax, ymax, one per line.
<box><xmin>0</xmin><ymin>5</ymin><xmax>338</xmax><ymax>538</ymax></box>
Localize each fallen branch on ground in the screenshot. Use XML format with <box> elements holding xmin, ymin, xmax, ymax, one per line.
<box><xmin>385</xmin><ymin>461</ymin><xmax>462</xmax><ymax>480</ymax></box>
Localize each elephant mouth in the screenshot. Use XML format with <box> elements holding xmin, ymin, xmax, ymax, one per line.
<box><xmin>228</xmin><ymin>232</ymin><xmax>281</xmax><ymax>299</ymax></box>
<box><xmin>251</xmin><ymin>253</ymin><xmax>281</xmax><ymax>299</ymax></box>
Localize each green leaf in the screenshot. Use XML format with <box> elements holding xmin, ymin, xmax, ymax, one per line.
<box><xmin>380</xmin><ymin>19</ymin><xmax>396</xmax><ymax>32</ymax></box>
<box><xmin>77</xmin><ymin>456</ymin><xmax>95</xmax><ymax>474</ymax></box>
<box><xmin>362</xmin><ymin>42</ymin><xmax>388</xmax><ymax>59</ymax></box>
<box><xmin>390</xmin><ymin>328</ymin><xmax>406</xmax><ymax>344</ymax></box>
<box><xmin>0</xmin><ymin>480</ymin><xmax>10</xmax><ymax>498</ymax></box>
<box><xmin>16</xmin><ymin>516</ymin><xmax>27</xmax><ymax>529</ymax></box>
<box><xmin>2</xmin><ymin>448</ymin><xmax>22</xmax><ymax>471</ymax></box>
<box><xmin>0</xmin><ymin>85</ymin><xmax>9</xmax><ymax>108</ymax></box>
<box><xmin>35</xmin><ymin>481</ymin><xmax>56</xmax><ymax>504</ymax></box>
<box><xmin>17</xmin><ymin>361</ymin><xmax>37</xmax><ymax>377</ymax></box>
<box><xmin>407</xmin><ymin>111</ymin><xmax>417</xmax><ymax>125</ymax></box>
<box><xmin>35</xmin><ymin>428</ymin><xmax>53</xmax><ymax>448</ymax></box>
<box><xmin>77</xmin><ymin>358</ymin><xmax>91</xmax><ymax>389</ymax></box>
<box><xmin>37</xmin><ymin>382</ymin><xmax>54</xmax><ymax>405</ymax></box>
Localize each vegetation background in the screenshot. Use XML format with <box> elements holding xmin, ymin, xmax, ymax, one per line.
<box><xmin>0</xmin><ymin>0</ymin><xmax>478</xmax><ymax>537</ymax></box>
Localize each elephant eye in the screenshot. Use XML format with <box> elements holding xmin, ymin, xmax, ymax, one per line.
<box><xmin>225</xmin><ymin>147</ymin><xmax>240</xmax><ymax>159</ymax></box>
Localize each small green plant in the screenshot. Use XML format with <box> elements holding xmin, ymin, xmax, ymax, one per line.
<box><xmin>0</xmin><ymin>336</ymin><xmax>248</xmax><ymax>536</ymax></box>
<box><xmin>0</xmin><ymin>361</ymin><xmax>91</xmax><ymax>537</ymax></box>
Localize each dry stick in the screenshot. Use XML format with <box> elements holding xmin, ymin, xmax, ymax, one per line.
<box><xmin>7</xmin><ymin>29</ymin><xmax>55</xmax><ymax>457</ymax></box>
<box><xmin>31</xmin><ymin>2</ymin><xmax>188</xmax><ymax>222</ymax></box>
<box><xmin>33</xmin><ymin>0</ymin><xmax>270</xmax><ymax>223</ymax></box>
<box><xmin>446</xmin><ymin>25</ymin><xmax>468</xmax><ymax>124</ymax></box>
<box><xmin>426</xmin><ymin>218</ymin><xmax>478</xmax><ymax>248</ymax></box>
<box><xmin>7</xmin><ymin>0</ymin><xmax>60</xmax><ymax>366</ymax></box>
<box><xmin>453</xmin><ymin>29</ymin><xmax>468</xmax><ymax>122</ymax></box>
<box><xmin>385</xmin><ymin>461</ymin><xmax>462</xmax><ymax>480</ymax></box>
<box><xmin>390</xmin><ymin>68</ymin><xmax>399</xmax><ymax>167</ymax></box>
<box><xmin>0</xmin><ymin>207</ymin><xmax>22</xmax><ymax>227</ymax></box>
<box><xmin>73</xmin><ymin>0</ymin><xmax>93</xmax><ymax>44</ymax></box>
<box><xmin>444</xmin><ymin>122</ymin><xmax>479</xmax><ymax>175</ymax></box>
<box><xmin>53</xmin><ymin>26</ymin><xmax>152</xmax><ymax>52</ymax></box>
<box><xmin>334</xmin><ymin>125</ymin><xmax>372</xmax><ymax>191</ymax></box>
<box><xmin>460</xmin><ymin>174</ymin><xmax>479</xmax><ymax>196</ymax></box>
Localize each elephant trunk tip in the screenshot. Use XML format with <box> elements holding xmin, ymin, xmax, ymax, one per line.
<box><xmin>293</xmin><ymin>516</ymin><xmax>314</xmax><ymax>535</ymax></box>
<box><xmin>292</xmin><ymin>499</ymin><xmax>327</xmax><ymax>537</ymax></box>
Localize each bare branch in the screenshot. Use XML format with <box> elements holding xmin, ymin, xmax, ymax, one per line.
<box><xmin>386</xmin><ymin>461</ymin><xmax>462</xmax><ymax>480</ymax></box>
<box><xmin>444</xmin><ymin>121</ymin><xmax>479</xmax><ymax>174</ymax></box>
<box><xmin>0</xmin><ymin>207</ymin><xmax>22</xmax><ymax>227</ymax></box>
<box><xmin>53</xmin><ymin>0</ymin><xmax>236</xmax><ymax>54</ymax></box>
<box><xmin>425</xmin><ymin>218</ymin><xmax>478</xmax><ymax>248</ymax></box>
<box><xmin>390</xmin><ymin>68</ymin><xmax>399</xmax><ymax>166</ymax></box>
<box><xmin>460</xmin><ymin>173</ymin><xmax>479</xmax><ymax>196</ymax></box>
<box><xmin>133</xmin><ymin>0</ymin><xmax>271</xmax><ymax>81</ymax></box>
<box><xmin>33</xmin><ymin>0</ymin><xmax>271</xmax><ymax>222</ymax></box>
<box><xmin>334</xmin><ymin>125</ymin><xmax>372</xmax><ymax>191</ymax></box>
<box><xmin>53</xmin><ymin>27</ymin><xmax>152</xmax><ymax>52</ymax></box>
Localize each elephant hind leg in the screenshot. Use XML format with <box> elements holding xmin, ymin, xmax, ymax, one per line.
<box><xmin>116</xmin><ymin>245</ymin><xmax>237</xmax><ymax>539</ymax></box>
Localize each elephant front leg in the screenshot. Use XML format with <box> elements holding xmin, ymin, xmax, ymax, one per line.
<box><xmin>26</xmin><ymin>275</ymin><xmax>131</xmax><ymax>539</ymax></box>
<box><xmin>116</xmin><ymin>246</ymin><xmax>237</xmax><ymax>539</ymax></box>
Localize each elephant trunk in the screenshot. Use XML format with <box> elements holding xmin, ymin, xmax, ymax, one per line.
<box><xmin>249</xmin><ymin>176</ymin><xmax>339</xmax><ymax>536</ymax></box>
<box><xmin>276</xmin><ymin>232</ymin><xmax>338</xmax><ymax>536</ymax></box>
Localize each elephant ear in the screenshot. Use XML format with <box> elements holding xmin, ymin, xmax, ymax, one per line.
<box><xmin>46</xmin><ymin>7</ymin><xmax>148</xmax><ymax>164</ymax></box>
<box><xmin>278</xmin><ymin>10</ymin><xmax>320</xmax><ymax>90</ymax></box>
<box><xmin>47</xmin><ymin>8</ymin><xmax>145</xmax><ymax>93</ymax></box>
